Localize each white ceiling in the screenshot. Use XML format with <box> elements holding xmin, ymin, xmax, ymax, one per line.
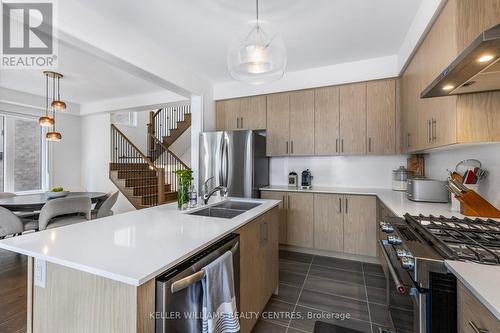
<box><xmin>0</xmin><ymin>42</ymin><xmax>166</xmax><ymax>104</ymax></box>
<box><xmin>79</xmin><ymin>0</ymin><xmax>423</xmax><ymax>83</ymax></box>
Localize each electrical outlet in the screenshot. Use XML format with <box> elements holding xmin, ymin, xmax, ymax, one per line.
<box><xmin>34</xmin><ymin>258</ymin><xmax>46</xmax><ymax>288</ymax></box>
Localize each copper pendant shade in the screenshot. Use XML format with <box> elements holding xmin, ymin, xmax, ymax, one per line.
<box><xmin>40</xmin><ymin>71</ymin><xmax>65</xmax><ymax>141</ymax></box>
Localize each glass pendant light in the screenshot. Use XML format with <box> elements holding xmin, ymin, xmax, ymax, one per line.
<box><xmin>39</xmin><ymin>73</ymin><xmax>54</xmax><ymax>127</ymax></box>
<box><xmin>227</xmin><ymin>0</ymin><xmax>286</xmax><ymax>84</ymax></box>
<box><xmin>51</xmin><ymin>75</ymin><xmax>67</xmax><ymax>111</ymax></box>
<box><xmin>44</xmin><ymin>71</ymin><xmax>62</xmax><ymax>142</ymax></box>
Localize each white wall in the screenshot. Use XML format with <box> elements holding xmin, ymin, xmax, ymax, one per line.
<box><xmin>81</xmin><ymin>113</ymin><xmax>135</xmax><ymax>214</ymax></box>
<box><xmin>112</xmin><ymin>110</ymin><xmax>150</xmax><ymax>153</ymax></box>
<box><xmin>270</xmin><ymin>155</ymin><xmax>408</xmax><ymax>189</ymax></box>
<box><xmin>425</xmin><ymin>144</ymin><xmax>500</xmax><ymax>209</ymax></box>
<box><xmin>50</xmin><ymin>113</ymin><xmax>82</xmax><ymax>191</ymax></box>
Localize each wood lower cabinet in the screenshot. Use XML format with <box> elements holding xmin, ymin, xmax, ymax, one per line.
<box><xmin>457</xmin><ymin>281</ymin><xmax>500</xmax><ymax>333</ymax></box>
<box><xmin>236</xmin><ymin>207</ymin><xmax>279</xmax><ymax>333</ymax></box>
<box><xmin>286</xmin><ymin>192</ymin><xmax>314</xmax><ymax>248</ymax></box>
<box><xmin>340</xmin><ymin>195</ymin><xmax>377</xmax><ymax>257</ymax></box>
<box><xmin>313</xmin><ymin>194</ymin><xmax>343</xmax><ymax>252</ymax></box>
<box><xmin>261</xmin><ymin>190</ymin><xmax>377</xmax><ymax>257</ymax></box>
<box><xmin>367</xmin><ymin>79</ymin><xmax>396</xmax><ymax>154</ymax></box>
<box><xmin>339</xmin><ymin>83</ymin><xmax>367</xmax><ymax>155</ymax></box>
<box><xmin>260</xmin><ymin>191</ymin><xmax>287</xmax><ymax>244</ymax></box>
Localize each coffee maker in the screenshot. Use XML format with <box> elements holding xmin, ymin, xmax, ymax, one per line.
<box><xmin>301</xmin><ymin>169</ymin><xmax>313</xmax><ymax>189</ymax></box>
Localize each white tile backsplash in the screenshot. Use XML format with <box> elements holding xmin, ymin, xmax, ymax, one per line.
<box><xmin>270</xmin><ymin>155</ymin><xmax>408</xmax><ymax>189</ymax></box>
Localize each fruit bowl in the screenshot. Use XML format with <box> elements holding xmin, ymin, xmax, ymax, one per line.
<box><xmin>46</xmin><ymin>188</ymin><xmax>68</xmax><ymax>198</ymax></box>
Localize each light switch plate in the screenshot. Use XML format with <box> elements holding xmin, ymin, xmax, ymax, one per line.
<box><xmin>34</xmin><ymin>258</ymin><xmax>46</xmax><ymax>288</ymax></box>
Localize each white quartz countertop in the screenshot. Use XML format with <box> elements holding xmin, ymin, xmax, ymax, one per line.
<box><xmin>262</xmin><ymin>185</ymin><xmax>500</xmax><ymax>317</ymax></box>
<box><xmin>0</xmin><ymin>197</ymin><xmax>279</xmax><ymax>286</ymax></box>
<box><xmin>260</xmin><ymin>185</ymin><xmax>496</xmax><ymax>219</ymax></box>
<box><xmin>445</xmin><ymin>260</ymin><xmax>500</xmax><ymax>320</ymax></box>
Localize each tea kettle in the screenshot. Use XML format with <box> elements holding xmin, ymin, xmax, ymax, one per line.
<box><xmin>301</xmin><ymin>169</ymin><xmax>313</xmax><ymax>189</ymax></box>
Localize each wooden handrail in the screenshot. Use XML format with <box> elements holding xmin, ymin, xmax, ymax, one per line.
<box><xmin>148</xmin><ymin>133</ymin><xmax>190</xmax><ymax>170</ymax></box>
<box><xmin>110</xmin><ymin>124</ymin><xmax>158</xmax><ymax>172</ymax></box>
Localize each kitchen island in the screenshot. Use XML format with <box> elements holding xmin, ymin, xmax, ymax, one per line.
<box><xmin>0</xmin><ymin>197</ymin><xmax>280</xmax><ymax>333</ymax></box>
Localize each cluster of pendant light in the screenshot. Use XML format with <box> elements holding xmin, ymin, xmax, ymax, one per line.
<box><xmin>227</xmin><ymin>0</ymin><xmax>286</xmax><ymax>85</ymax></box>
<box><xmin>39</xmin><ymin>71</ymin><xmax>66</xmax><ymax>141</ymax></box>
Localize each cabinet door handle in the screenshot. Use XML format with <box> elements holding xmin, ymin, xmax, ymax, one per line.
<box><xmin>286</xmin><ymin>141</ymin><xmax>289</xmax><ymax>154</ymax></box>
<box><xmin>345</xmin><ymin>198</ymin><xmax>348</xmax><ymax>214</ymax></box>
<box><xmin>288</xmin><ymin>195</ymin><xmax>291</xmax><ymax>209</ymax></box>
<box><xmin>469</xmin><ymin>321</ymin><xmax>490</xmax><ymax>333</ymax></box>
<box><xmin>236</xmin><ymin>118</ymin><xmax>239</xmax><ymax>129</ymax></box>
<box><xmin>406</xmin><ymin>132</ymin><xmax>411</xmax><ymax>148</ymax></box>
<box><xmin>339</xmin><ymin>197</ymin><xmax>342</xmax><ymax>213</ymax></box>
<box><xmin>336</xmin><ymin>139</ymin><xmax>338</xmax><ymax>153</ymax></box>
<box><xmin>432</xmin><ymin>118</ymin><xmax>437</xmax><ymax>142</ymax></box>
<box><xmin>282</xmin><ymin>195</ymin><xmax>285</xmax><ymax>208</ymax></box>
<box><xmin>427</xmin><ymin>120</ymin><xmax>432</xmax><ymax>143</ymax></box>
<box><xmin>291</xmin><ymin>141</ymin><xmax>294</xmax><ymax>154</ymax></box>
<box><xmin>240</xmin><ymin>117</ymin><xmax>244</xmax><ymax>129</ymax></box>
<box><xmin>341</xmin><ymin>139</ymin><xmax>344</xmax><ymax>153</ymax></box>
<box><xmin>368</xmin><ymin>137</ymin><xmax>372</xmax><ymax>153</ymax></box>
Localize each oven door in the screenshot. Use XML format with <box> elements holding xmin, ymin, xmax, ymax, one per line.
<box><xmin>378</xmin><ymin>240</ymin><xmax>420</xmax><ymax>333</ymax></box>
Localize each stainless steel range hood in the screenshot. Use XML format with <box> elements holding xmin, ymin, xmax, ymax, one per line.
<box><xmin>421</xmin><ymin>24</ymin><xmax>500</xmax><ymax>98</ymax></box>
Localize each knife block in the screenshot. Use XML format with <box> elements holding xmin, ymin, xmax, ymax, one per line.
<box><xmin>455</xmin><ymin>190</ymin><xmax>500</xmax><ymax>218</ymax></box>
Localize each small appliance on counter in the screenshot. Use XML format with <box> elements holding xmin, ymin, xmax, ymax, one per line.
<box><xmin>406</xmin><ymin>178</ymin><xmax>449</xmax><ymax>203</ymax></box>
<box><xmin>288</xmin><ymin>172</ymin><xmax>298</xmax><ymax>188</ymax></box>
<box><xmin>301</xmin><ymin>169</ymin><xmax>313</xmax><ymax>189</ymax></box>
<box><xmin>392</xmin><ymin>166</ymin><xmax>409</xmax><ymax>191</ymax></box>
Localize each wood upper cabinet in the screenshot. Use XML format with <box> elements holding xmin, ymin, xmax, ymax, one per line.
<box><xmin>366</xmin><ymin>79</ymin><xmax>396</xmax><ymax>154</ymax></box>
<box><xmin>216</xmin><ymin>99</ymin><xmax>240</xmax><ymax>131</ymax></box>
<box><xmin>239</xmin><ymin>96</ymin><xmax>266</xmax><ymax>130</ymax></box>
<box><xmin>314</xmin><ymin>86</ymin><xmax>340</xmax><ymax>155</ymax></box>
<box><xmin>289</xmin><ymin>90</ymin><xmax>315</xmax><ymax>155</ymax></box>
<box><xmin>313</xmin><ymin>193</ymin><xmax>343</xmax><ymax>252</ymax></box>
<box><xmin>260</xmin><ymin>190</ymin><xmax>287</xmax><ymax>244</ymax></box>
<box><xmin>457</xmin><ymin>281</ymin><xmax>500</xmax><ymax>333</ymax></box>
<box><xmin>339</xmin><ymin>83</ymin><xmax>367</xmax><ymax>155</ymax></box>
<box><xmin>343</xmin><ymin>195</ymin><xmax>377</xmax><ymax>257</ymax></box>
<box><xmin>286</xmin><ymin>192</ymin><xmax>314</xmax><ymax>248</ymax></box>
<box><xmin>216</xmin><ymin>96</ymin><xmax>266</xmax><ymax>131</ymax></box>
<box><xmin>266</xmin><ymin>93</ymin><xmax>290</xmax><ymax>156</ymax></box>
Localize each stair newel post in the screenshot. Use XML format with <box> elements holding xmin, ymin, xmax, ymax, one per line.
<box><xmin>157</xmin><ymin>168</ymin><xmax>165</xmax><ymax>204</ymax></box>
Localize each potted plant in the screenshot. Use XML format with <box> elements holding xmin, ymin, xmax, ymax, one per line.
<box><xmin>175</xmin><ymin>169</ymin><xmax>193</xmax><ymax>210</ymax></box>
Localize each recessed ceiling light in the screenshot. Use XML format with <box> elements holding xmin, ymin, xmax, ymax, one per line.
<box><xmin>477</xmin><ymin>55</ymin><xmax>495</xmax><ymax>63</ymax></box>
<box><xmin>442</xmin><ymin>85</ymin><xmax>455</xmax><ymax>91</ymax></box>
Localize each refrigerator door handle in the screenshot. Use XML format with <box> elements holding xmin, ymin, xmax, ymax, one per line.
<box><xmin>222</xmin><ymin>134</ymin><xmax>229</xmax><ymax>187</ymax></box>
<box><xmin>218</xmin><ymin>134</ymin><xmax>225</xmax><ymax>187</ymax></box>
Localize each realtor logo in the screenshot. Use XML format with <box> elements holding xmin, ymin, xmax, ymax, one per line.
<box><xmin>1</xmin><ymin>0</ymin><xmax>57</xmax><ymax>68</ymax></box>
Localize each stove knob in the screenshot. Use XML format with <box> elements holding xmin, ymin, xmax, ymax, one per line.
<box><xmin>401</xmin><ymin>257</ymin><xmax>415</xmax><ymax>270</ymax></box>
<box><xmin>379</xmin><ymin>222</ymin><xmax>394</xmax><ymax>233</ymax></box>
<box><xmin>387</xmin><ymin>235</ymin><xmax>402</xmax><ymax>245</ymax></box>
<box><xmin>396</xmin><ymin>249</ymin><xmax>413</xmax><ymax>258</ymax></box>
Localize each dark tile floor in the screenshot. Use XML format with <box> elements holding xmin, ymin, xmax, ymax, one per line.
<box><xmin>252</xmin><ymin>250</ymin><xmax>396</xmax><ymax>333</ymax></box>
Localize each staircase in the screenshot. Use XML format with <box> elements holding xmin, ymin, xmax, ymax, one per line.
<box><xmin>148</xmin><ymin>104</ymin><xmax>191</xmax><ymax>152</ymax></box>
<box><xmin>109</xmin><ymin>124</ymin><xmax>189</xmax><ymax>209</ymax></box>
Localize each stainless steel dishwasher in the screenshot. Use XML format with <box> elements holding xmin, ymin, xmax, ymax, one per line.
<box><xmin>155</xmin><ymin>234</ymin><xmax>240</xmax><ymax>333</ymax></box>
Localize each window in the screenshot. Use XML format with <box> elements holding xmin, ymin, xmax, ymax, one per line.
<box><xmin>0</xmin><ymin>113</ymin><xmax>48</xmax><ymax>193</ymax></box>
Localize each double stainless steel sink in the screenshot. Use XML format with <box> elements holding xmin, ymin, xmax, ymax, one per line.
<box><xmin>188</xmin><ymin>200</ymin><xmax>262</xmax><ymax>219</ymax></box>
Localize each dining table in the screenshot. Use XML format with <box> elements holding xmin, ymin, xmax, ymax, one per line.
<box><xmin>0</xmin><ymin>192</ymin><xmax>107</xmax><ymax>212</ymax></box>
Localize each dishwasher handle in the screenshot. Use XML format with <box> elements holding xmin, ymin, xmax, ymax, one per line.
<box><xmin>171</xmin><ymin>241</ymin><xmax>239</xmax><ymax>293</ymax></box>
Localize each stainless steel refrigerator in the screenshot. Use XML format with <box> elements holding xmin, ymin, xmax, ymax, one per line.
<box><xmin>199</xmin><ymin>130</ymin><xmax>269</xmax><ymax>198</ymax></box>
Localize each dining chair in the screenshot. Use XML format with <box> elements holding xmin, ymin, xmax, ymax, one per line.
<box><xmin>38</xmin><ymin>196</ymin><xmax>92</xmax><ymax>230</ymax></box>
<box><xmin>92</xmin><ymin>191</ymin><xmax>119</xmax><ymax>219</ymax></box>
<box><xmin>0</xmin><ymin>206</ymin><xmax>25</xmax><ymax>238</ymax></box>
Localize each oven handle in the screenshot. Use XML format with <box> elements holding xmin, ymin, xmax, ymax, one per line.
<box><xmin>379</xmin><ymin>240</ymin><xmax>406</xmax><ymax>294</ymax></box>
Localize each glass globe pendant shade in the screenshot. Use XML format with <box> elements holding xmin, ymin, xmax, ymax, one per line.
<box><xmin>46</xmin><ymin>131</ymin><xmax>62</xmax><ymax>141</ymax></box>
<box><xmin>228</xmin><ymin>24</ymin><xmax>286</xmax><ymax>85</ymax></box>
<box><xmin>39</xmin><ymin>116</ymin><xmax>54</xmax><ymax>127</ymax></box>
<box><xmin>51</xmin><ymin>100</ymin><xmax>67</xmax><ymax>111</ymax></box>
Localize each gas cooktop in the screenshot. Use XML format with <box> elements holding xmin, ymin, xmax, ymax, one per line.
<box><xmin>405</xmin><ymin>214</ymin><xmax>500</xmax><ymax>265</ymax></box>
